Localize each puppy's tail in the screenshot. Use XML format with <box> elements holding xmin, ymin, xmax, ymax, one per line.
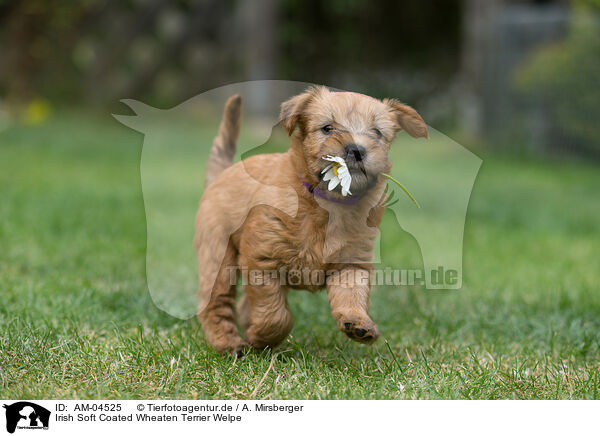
<box><xmin>205</xmin><ymin>94</ymin><xmax>242</xmax><ymax>186</ymax></box>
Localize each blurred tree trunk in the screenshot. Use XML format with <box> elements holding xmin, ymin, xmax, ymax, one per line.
<box><xmin>1</xmin><ymin>1</ymin><xmax>40</xmax><ymax>106</ymax></box>
<box><xmin>460</xmin><ymin>0</ymin><xmax>502</xmax><ymax>135</ymax></box>
<box><xmin>238</xmin><ymin>0</ymin><xmax>279</xmax><ymax>115</ymax></box>
<box><xmin>461</xmin><ymin>0</ymin><xmax>569</xmax><ymax>147</ymax></box>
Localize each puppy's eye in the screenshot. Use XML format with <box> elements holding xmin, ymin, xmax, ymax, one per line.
<box><xmin>372</xmin><ymin>128</ymin><xmax>382</xmax><ymax>138</ymax></box>
<box><xmin>321</xmin><ymin>125</ymin><xmax>334</xmax><ymax>134</ymax></box>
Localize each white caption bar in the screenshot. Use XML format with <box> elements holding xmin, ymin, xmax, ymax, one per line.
<box><xmin>0</xmin><ymin>400</ymin><xmax>596</xmax><ymax>435</ymax></box>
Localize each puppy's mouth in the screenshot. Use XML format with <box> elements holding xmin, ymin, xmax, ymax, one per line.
<box><xmin>316</xmin><ymin>158</ymin><xmax>377</xmax><ymax>196</ymax></box>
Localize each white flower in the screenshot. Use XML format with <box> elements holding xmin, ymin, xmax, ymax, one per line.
<box><xmin>321</xmin><ymin>155</ymin><xmax>352</xmax><ymax>196</ymax></box>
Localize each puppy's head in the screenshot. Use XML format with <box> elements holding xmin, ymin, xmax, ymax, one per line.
<box><xmin>281</xmin><ymin>86</ymin><xmax>428</xmax><ymax>197</ymax></box>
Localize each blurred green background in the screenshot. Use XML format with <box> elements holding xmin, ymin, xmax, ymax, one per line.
<box><xmin>0</xmin><ymin>0</ymin><xmax>598</xmax><ymax>154</ymax></box>
<box><xmin>1</xmin><ymin>0</ymin><xmax>600</xmax><ymax>399</ymax></box>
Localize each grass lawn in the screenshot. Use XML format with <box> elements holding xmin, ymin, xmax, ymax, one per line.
<box><xmin>1</xmin><ymin>111</ymin><xmax>599</xmax><ymax>399</ymax></box>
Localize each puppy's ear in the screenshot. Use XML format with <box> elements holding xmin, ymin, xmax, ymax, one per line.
<box><xmin>384</xmin><ymin>98</ymin><xmax>429</xmax><ymax>139</ymax></box>
<box><xmin>280</xmin><ymin>86</ymin><xmax>326</xmax><ymax>135</ymax></box>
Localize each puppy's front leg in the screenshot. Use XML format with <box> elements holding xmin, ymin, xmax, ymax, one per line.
<box><xmin>327</xmin><ymin>268</ymin><xmax>379</xmax><ymax>344</ymax></box>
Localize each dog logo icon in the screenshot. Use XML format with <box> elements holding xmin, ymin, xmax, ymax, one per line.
<box><xmin>2</xmin><ymin>402</ymin><xmax>50</xmax><ymax>434</ymax></box>
<box><xmin>114</xmin><ymin>81</ymin><xmax>481</xmax><ymax>323</ymax></box>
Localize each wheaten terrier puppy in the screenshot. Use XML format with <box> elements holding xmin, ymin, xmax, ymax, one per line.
<box><xmin>195</xmin><ymin>86</ymin><xmax>427</xmax><ymax>355</ymax></box>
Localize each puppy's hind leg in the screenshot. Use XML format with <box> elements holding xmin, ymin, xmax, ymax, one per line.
<box><xmin>245</xmin><ymin>281</ymin><xmax>293</xmax><ymax>349</ymax></box>
<box><xmin>236</xmin><ymin>292</ymin><xmax>250</xmax><ymax>333</ymax></box>
<box><xmin>198</xmin><ymin>244</ymin><xmax>247</xmax><ymax>357</ymax></box>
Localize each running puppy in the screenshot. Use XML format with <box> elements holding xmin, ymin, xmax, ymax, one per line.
<box><xmin>195</xmin><ymin>86</ymin><xmax>428</xmax><ymax>355</ymax></box>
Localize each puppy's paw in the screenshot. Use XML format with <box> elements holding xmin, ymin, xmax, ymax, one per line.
<box><xmin>232</xmin><ymin>342</ymin><xmax>250</xmax><ymax>359</ymax></box>
<box><xmin>214</xmin><ymin>338</ymin><xmax>249</xmax><ymax>358</ymax></box>
<box><xmin>337</xmin><ymin>313</ymin><xmax>380</xmax><ymax>344</ymax></box>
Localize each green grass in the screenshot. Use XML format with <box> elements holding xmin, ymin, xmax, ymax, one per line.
<box><xmin>1</xmin><ymin>112</ymin><xmax>600</xmax><ymax>399</ymax></box>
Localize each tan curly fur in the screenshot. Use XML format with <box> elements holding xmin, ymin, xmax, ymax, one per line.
<box><xmin>195</xmin><ymin>86</ymin><xmax>428</xmax><ymax>355</ymax></box>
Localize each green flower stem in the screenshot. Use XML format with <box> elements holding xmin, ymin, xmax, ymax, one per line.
<box><xmin>380</xmin><ymin>173</ymin><xmax>420</xmax><ymax>209</ymax></box>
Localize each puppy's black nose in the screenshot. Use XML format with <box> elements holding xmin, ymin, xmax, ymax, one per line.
<box><xmin>345</xmin><ymin>144</ymin><xmax>366</xmax><ymax>162</ymax></box>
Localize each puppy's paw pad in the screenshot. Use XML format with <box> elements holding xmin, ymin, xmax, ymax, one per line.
<box><xmin>354</xmin><ymin>328</ymin><xmax>367</xmax><ymax>337</ymax></box>
<box><xmin>339</xmin><ymin>317</ymin><xmax>379</xmax><ymax>344</ymax></box>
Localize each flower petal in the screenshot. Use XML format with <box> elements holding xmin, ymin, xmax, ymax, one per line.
<box><xmin>337</xmin><ymin>166</ymin><xmax>350</xmax><ymax>178</ymax></box>
<box><xmin>340</xmin><ymin>175</ymin><xmax>352</xmax><ymax>196</ymax></box>
<box><xmin>328</xmin><ymin>177</ymin><xmax>340</xmax><ymax>191</ymax></box>
<box><xmin>341</xmin><ymin>176</ymin><xmax>352</xmax><ymax>188</ymax></box>
<box><xmin>322</xmin><ymin>169</ymin><xmax>335</xmax><ymax>182</ymax></box>
<box><xmin>321</xmin><ymin>164</ymin><xmax>333</xmax><ymax>174</ymax></box>
<box><xmin>322</xmin><ymin>155</ymin><xmax>346</xmax><ymax>165</ymax></box>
